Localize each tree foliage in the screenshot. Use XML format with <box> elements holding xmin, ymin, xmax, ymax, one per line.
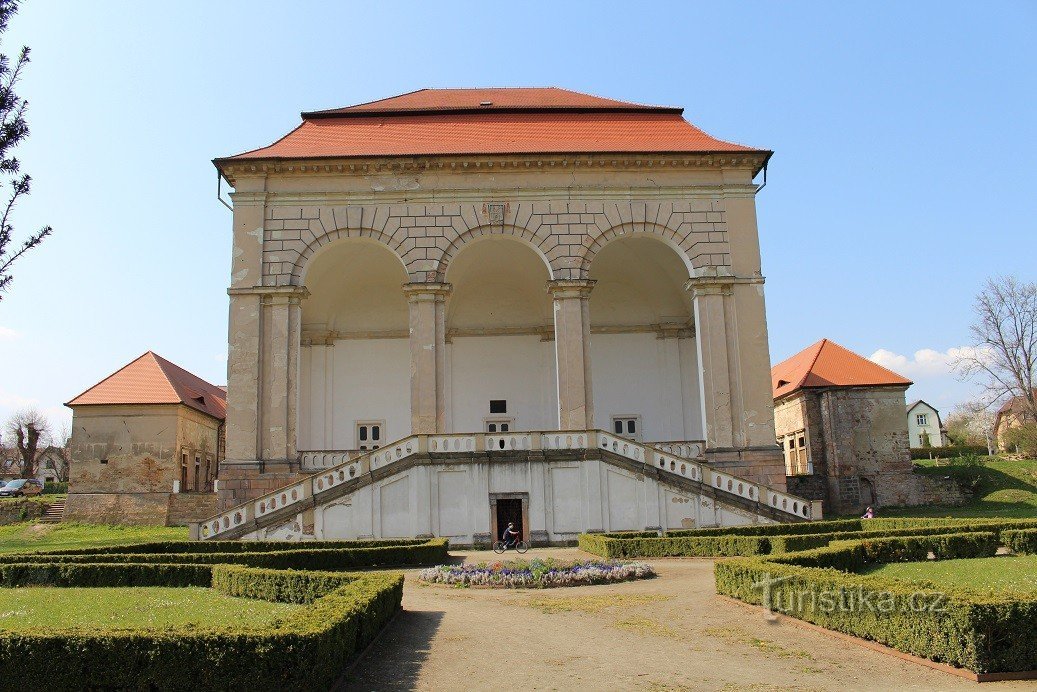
<box><xmin>0</xmin><ymin>0</ymin><xmax>50</xmax><ymax>301</ymax></box>
<box><xmin>956</xmin><ymin>276</ymin><xmax>1037</xmax><ymax>424</ymax></box>
<box><xmin>3</xmin><ymin>406</ymin><xmax>50</xmax><ymax>478</ymax></box>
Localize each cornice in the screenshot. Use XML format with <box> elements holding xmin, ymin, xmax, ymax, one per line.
<box><xmin>218</xmin><ymin>152</ymin><xmax>767</xmax><ymax>184</ymax></box>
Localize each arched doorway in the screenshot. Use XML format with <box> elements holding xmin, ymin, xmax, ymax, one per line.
<box><xmin>588</xmin><ymin>236</ymin><xmax>702</xmax><ymax>443</ymax></box>
<box><xmin>444</xmin><ymin>236</ymin><xmax>556</xmax><ymax>432</ymax></box>
<box><xmin>299</xmin><ymin>239</ymin><xmax>409</xmax><ymax>450</ymax></box>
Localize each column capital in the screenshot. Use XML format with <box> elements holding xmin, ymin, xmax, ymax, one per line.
<box><xmin>684</xmin><ymin>271</ymin><xmax>764</xmax><ymax>298</ymax></box>
<box><xmin>402</xmin><ymin>282</ymin><xmax>452</xmax><ymax>302</ymax></box>
<box><xmin>229</xmin><ymin>285</ymin><xmax>309</xmax><ymax>302</ymax></box>
<box><xmin>546</xmin><ymin>279</ymin><xmax>596</xmax><ymax>299</ymax></box>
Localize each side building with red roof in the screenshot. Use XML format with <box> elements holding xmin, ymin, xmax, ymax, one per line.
<box><xmin>64</xmin><ymin>352</ymin><xmax>226</xmax><ymax>525</ymax></box>
<box><xmin>772</xmin><ymin>339</ymin><xmax>963</xmax><ymax>514</ymax></box>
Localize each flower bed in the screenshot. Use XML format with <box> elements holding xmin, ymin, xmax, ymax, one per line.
<box><xmin>418</xmin><ymin>558</ymin><xmax>654</xmax><ymax>588</ymax></box>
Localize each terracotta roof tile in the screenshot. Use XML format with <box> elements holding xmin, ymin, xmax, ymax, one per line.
<box><xmin>216</xmin><ymin>88</ymin><xmax>765</xmax><ymax>165</ymax></box>
<box><xmin>772</xmin><ymin>339</ymin><xmax>912</xmax><ymax>400</ymax></box>
<box><xmin>66</xmin><ymin>352</ymin><xmax>226</xmax><ymax>421</ymax></box>
<box><xmin>304</xmin><ymin>87</ymin><xmax>679</xmax><ymax>116</ymax></box>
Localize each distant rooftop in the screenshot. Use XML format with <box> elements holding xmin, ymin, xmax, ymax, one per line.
<box><xmin>66</xmin><ymin>352</ymin><xmax>226</xmax><ymax>421</ymax></box>
<box><xmin>772</xmin><ymin>339</ymin><xmax>912</xmax><ymax>400</ymax></box>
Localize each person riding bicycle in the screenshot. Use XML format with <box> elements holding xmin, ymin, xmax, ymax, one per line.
<box><xmin>501</xmin><ymin>522</ymin><xmax>519</xmax><ymax>548</ymax></box>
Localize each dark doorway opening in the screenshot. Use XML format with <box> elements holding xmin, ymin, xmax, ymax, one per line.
<box><xmin>495</xmin><ymin>498</ymin><xmax>523</xmax><ymax>542</ymax></box>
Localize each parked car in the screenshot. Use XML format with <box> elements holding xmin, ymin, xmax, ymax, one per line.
<box><xmin>0</xmin><ymin>478</ymin><xmax>43</xmax><ymax>497</ymax></box>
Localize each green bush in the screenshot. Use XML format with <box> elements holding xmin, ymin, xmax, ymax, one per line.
<box><xmin>664</xmin><ymin>518</ymin><xmax>862</xmax><ymax>538</ymax></box>
<box><xmin>579</xmin><ymin>533</ymin><xmax>770</xmax><ymax>559</ymax></box>
<box><xmin>44</xmin><ymin>537</ymin><xmax>435</xmax><ymax>556</ymax></box>
<box><xmin>0</xmin><ymin>562</ymin><xmax>212</xmax><ymax>588</ymax></box>
<box><xmin>769</xmin><ymin>519</ymin><xmax>1037</xmax><ymax>554</ymax></box>
<box><xmin>43</xmin><ymin>482</ymin><xmax>68</xmax><ymax>494</ymax></box>
<box><xmin>714</xmin><ymin>555</ymin><xmax>1037</xmax><ymax>674</ymax></box>
<box><xmin>767</xmin><ymin>532</ymin><xmax>999</xmax><ymax>571</ymax></box>
<box><xmin>910</xmin><ymin>445</ymin><xmax>989</xmax><ymax>459</ymax></box>
<box><xmin>1003</xmin><ymin>529</ymin><xmax>1037</xmax><ymax>555</ymax></box>
<box><xmin>0</xmin><ymin>562</ymin><xmax>405</xmax><ymax>691</ymax></box>
<box><xmin>0</xmin><ymin>538</ymin><xmax>450</xmax><ymax>571</ymax></box>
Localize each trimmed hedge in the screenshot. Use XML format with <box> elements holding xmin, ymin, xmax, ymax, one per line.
<box><xmin>0</xmin><ymin>561</ymin><xmax>212</xmax><ymax>588</ymax></box>
<box><xmin>579</xmin><ymin>533</ymin><xmax>770</xmax><ymax>559</ymax></box>
<box><xmin>0</xmin><ymin>562</ymin><xmax>404</xmax><ymax>691</ymax></box>
<box><xmin>580</xmin><ymin>518</ymin><xmax>1037</xmax><ymax>559</ymax></box>
<box><xmin>1003</xmin><ymin>528</ymin><xmax>1037</xmax><ymax>555</ymax></box>
<box><xmin>714</xmin><ymin>538</ymin><xmax>1037</xmax><ymax>674</ymax></box>
<box><xmin>0</xmin><ymin>538</ymin><xmax>450</xmax><ymax>571</ymax></box>
<box><xmin>43</xmin><ymin>538</ymin><xmax>436</xmax><ymax>556</ymax></box>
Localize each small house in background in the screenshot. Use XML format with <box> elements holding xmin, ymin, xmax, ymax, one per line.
<box><xmin>64</xmin><ymin>352</ymin><xmax>226</xmax><ymax>525</ymax></box>
<box><xmin>993</xmin><ymin>393</ymin><xmax>1036</xmax><ymax>451</ymax></box>
<box><xmin>772</xmin><ymin>339</ymin><xmax>963</xmax><ymax>514</ymax></box>
<box><xmin>0</xmin><ymin>445</ymin><xmax>68</xmax><ymax>484</ymax></box>
<box><xmin>906</xmin><ymin>400</ymin><xmax>946</xmax><ymax>448</ymax></box>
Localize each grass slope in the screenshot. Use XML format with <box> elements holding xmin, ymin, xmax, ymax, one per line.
<box><xmin>881</xmin><ymin>457</ymin><xmax>1037</xmax><ymax>518</ymax></box>
<box><xmin>0</xmin><ymin>586</ymin><xmax>300</xmax><ymax>631</ymax></box>
<box><xmin>862</xmin><ymin>555</ymin><xmax>1037</xmax><ymax>595</ymax></box>
<box><xmin>0</xmin><ymin>522</ymin><xmax>188</xmax><ymax>554</ymax></box>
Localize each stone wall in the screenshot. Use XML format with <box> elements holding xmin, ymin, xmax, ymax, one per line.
<box><xmin>785</xmin><ymin>474</ymin><xmax>827</xmax><ymax>502</ymax></box>
<box><xmin>0</xmin><ymin>500</ymin><xmax>48</xmax><ymax>525</ymax></box>
<box><xmin>64</xmin><ymin>492</ymin><xmax>170</xmax><ymax>525</ymax></box>
<box><xmin>167</xmin><ymin>492</ymin><xmax>220</xmax><ymax>525</ymax></box>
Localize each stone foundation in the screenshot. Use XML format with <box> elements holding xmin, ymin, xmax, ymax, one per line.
<box><xmin>166</xmin><ymin>493</ymin><xmax>220</xmax><ymax>525</ymax></box>
<box><xmin>64</xmin><ymin>492</ymin><xmax>171</xmax><ymax>525</ymax></box>
<box><xmin>217</xmin><ymin>461</ymin><xmax>302</xmax><ymax>511</ymax></box>
<box><xmin>0</xmin><ymin>500</ymin><xmax>49</xmax><ymax>525</ymax></box>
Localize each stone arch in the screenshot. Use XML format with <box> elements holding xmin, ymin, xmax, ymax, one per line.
<box><xmin>580</xmin><ymin>223</ymin><xmax>696</xmax><ymax>279</ymax></box>
<box><xmin>436</xmin><ymin>225</ymin><xmax>555</xmax><ymax>281</ymax></box>
<box><xmin>293</xmin><ymin>228</ymin><xmax>406</xmax><ymax>285</ymax></box>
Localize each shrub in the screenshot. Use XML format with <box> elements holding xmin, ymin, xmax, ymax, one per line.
<box><xmin>910</xmin><ymin>445</ymin><xmax>989</xmax><ymax>460</ymax></box>
<box><xmin>714</xmin><ymin>556</ymin><xmax>1037</xmax><ymax>674</ymax></box>
<box><xmin>0</xmin><ymin>562</ymin><xmax>404</xmax><ymax>691</ymax></box>
<box><xmin>767</xmin><ymin>532</ymin><xmax>999</xmax><ymax>571</ymax></box>
<box><xmin>579</xmin><ymin>533</ymin><xmax>770</xmax><ymax>559</ymax></box>
<box><xmin>43</xmin><ymin>482</ymin><xmax>68</xmax><ymax>494</ymax></box>
<box><xmin>1003</xmin><ymin>529</ymin><xmax>1037</xmax><ymax>555</ymax></box>
<box><xmin>665</xmin><ymin>518</ymin><xmax>862</xmax><ymax>538</ymax></box>
<box><xmin>0</xmin><ymin>562</ymin><xmax>212</xmax><ymax>588</ymax></box>
<box><xmin>0</xmin><ymin>538</ymin><xmax>450</xmax><ymax>571</ymax></box>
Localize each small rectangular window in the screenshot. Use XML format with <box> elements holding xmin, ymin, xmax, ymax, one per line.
<box><xmin>798</xmin><ymin>436</ymin><xmax>805</xmax><ymax>448</ymax></box>
<box><xmin>356</xmin><ymin>421</ymin><xmax>386</xmax><ymax>451</ymax></box>
<box><xmin>490</xmin><ymin>400</ymin><xmax>507</xmax><ymax>414</ymax></box>
<box><xmin>485</xmin><ymin>418</ymin><xmax>514</xmax><ymax>433</ymax></box>
<box><xmin>611</xmin><ymin>416</ymin><xmax>642</xmax><ymax>442</ymax></box>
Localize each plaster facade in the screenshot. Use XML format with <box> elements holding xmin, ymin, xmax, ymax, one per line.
<box><xmin>65</xmin><ymin>403</ymin><xmax>221</xmax><ymax>525</ymax></box>
<box><xmin>216</xmin><ymin>157</ymin><xmax>786</xmax><ymax>513</ymax></box>
<box><xmin>907</xmin><ymin>400</ymin><xmax>945</xmax><ymax>448</ymax></box>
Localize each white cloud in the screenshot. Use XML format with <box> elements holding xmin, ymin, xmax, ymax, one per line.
<box><xmin>0</xmin><ymin>326</ymin><xmax>21</xmax><ymax>341</ymax></box>
<box><xmin>0</xmin><ymin>389</ymin><xmax>38</xmax><ymax>409</ymax></box>
<box><xmin>868</xmin><ymin>346</ymin><xmax>988</xmax><ymax>412</ymax></box>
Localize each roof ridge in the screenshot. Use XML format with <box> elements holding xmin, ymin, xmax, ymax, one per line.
<box><xmin>798</xmin><ymin>339</ymin><xmax>829</xmax><ymax>390</ymax></box>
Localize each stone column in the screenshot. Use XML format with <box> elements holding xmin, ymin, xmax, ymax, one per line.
<box><xmin>686</xmin><ymin>274</ymin><xmax>735</xmax><ymax>450</ymax></box>
<box><xmin>259</xmin><ymin>286</ymin><xmax>308</xmax><ymax>467</ymax></box>
<box><xmin>548</xmin><ymin>279</ymin><xmax>596</xmax><ymax>430</ymax></box>
<box><xmin>404</xmin><ymin>282</ymin><xmax>451</xmax><ymax>434</ymax></box>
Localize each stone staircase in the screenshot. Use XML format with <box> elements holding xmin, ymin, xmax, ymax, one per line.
<box><xmin>41</xmin><ymin>499</ymin><xmax>65</xmax><ymax>524</ymax></box>
<box><xmin>198</xmin><ymin>430</ymin><xmax>822</xmax><ymax>541</ymax></box>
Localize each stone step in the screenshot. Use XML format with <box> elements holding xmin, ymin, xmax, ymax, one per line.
<box><xmin>40</xmin><ymin>500</ymin><xmax>65</xmax><ymax>524</ymax></box>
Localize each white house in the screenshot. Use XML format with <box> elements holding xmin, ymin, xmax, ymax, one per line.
<box><xmin>907</xmin><ymin>400</ymin><xmax>945</xmax><ymax>448</ymax></box>
<box><xmin>197</xmin><ymin>88</ymin><xmax>821</xmax><ymax>544</ymax></box>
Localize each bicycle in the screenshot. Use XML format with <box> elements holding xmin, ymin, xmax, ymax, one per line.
<box><xmin>492</xmin><ymin>539</ymin><xmax>529</xmax><ymax>554</ymax></box>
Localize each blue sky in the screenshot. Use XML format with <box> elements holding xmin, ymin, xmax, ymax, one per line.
<box><xmin>0</xmin><ymin>1</ymin><xmax>1034</xmax><ymax>433</ymax></box>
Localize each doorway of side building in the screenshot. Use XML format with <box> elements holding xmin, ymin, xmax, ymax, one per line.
<box><xmin>490</xmin><ymin>493</ymin><xmax>528</xmax><ymax>544</ymax></box>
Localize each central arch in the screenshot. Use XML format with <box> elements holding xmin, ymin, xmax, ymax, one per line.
<box><xmin>445</xmin><ymin>235</ymin><xmax>557</xmax><ymax>433</ymax></box>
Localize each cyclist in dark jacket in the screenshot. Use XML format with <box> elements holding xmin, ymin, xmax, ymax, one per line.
<box><xmin>502</xmin><ymin>522</ymin><xmax>519</xmax><ymax>547</ymax></box>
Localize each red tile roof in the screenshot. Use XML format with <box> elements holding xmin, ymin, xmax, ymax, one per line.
<box><xmin>303</xmin><ymin>87</ymin><xmax>680</xmax><ymax>116</ymax></box>
<box><xmin>216</xmin><ymin>87</ymin><xmax>766</xmax><ymax>165</ymax></box>
<box><xmin>66</xmin><ymin>352</ymin><xmax>227</xmax><ymax>421</ymax></box>
<box><xmin>772</xmin><ymin>339</ymin><xmax>912</xmax><ymax>400</ymax></box>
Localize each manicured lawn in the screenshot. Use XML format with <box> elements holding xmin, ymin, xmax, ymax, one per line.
<box><xmin>861</xmin><ymin>555</ymin><xmax>1037</xmax><ymax>595</ymax></box>
<box><xmin>0</xmin><ymin>522</ymin><xmax>187</xmax><ymax>554</ymax></box>
<box><xmin>879</xmin><ymin>457</ymin><xmax>1037</xmax><ymax>519</ymax></box>
<box><xmin>0</xmin><ymin>587</ymin><xmax>300</xmax><ymax>631</ymax></box>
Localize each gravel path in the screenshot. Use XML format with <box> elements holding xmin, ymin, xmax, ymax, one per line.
<box><xmin>340</xmin><ymin>548</ymin><xmax>1027</xmax><ymax>691</ymax></box>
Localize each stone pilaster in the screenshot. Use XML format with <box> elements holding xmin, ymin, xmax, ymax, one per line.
<box><xmin>548</xmin><ymin>279</ymin><xmax>595</xmax><ymax>430</ymax></box>
<box><xmin>404</xmin><ymin>282</ymin><xmax>452</xmax><ymax>434</ymax></box>
<box><xmin>687</xmin><ymin>276</ymin><xmax>735</xmax><ymax>449</ymax></box>
<box><xmin>259</xmin><ymin>286</ymin><xmax>308</xmax><ymax>466</ymax></box>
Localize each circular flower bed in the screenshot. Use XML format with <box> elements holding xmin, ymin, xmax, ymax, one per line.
<box><xmin>418</xmin><ymin>558</ymin><xmax>655</xmax><ymax>588</ymax></box>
